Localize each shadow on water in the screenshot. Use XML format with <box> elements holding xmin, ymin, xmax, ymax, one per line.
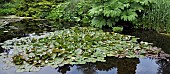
<box><xmin>76</xmin><ymin>57</ymin><xmax>139</xmax><ymax>74</ymax></box>
<box><xmin>123</xmin><ymin>29</ymin><xmax>170</xmax><ymax>74</ymax></box>
<box><xmin>0</xmin><ymin>19</ymin><xmax>76</xmax><ymax>52</ymax></box>
<box><xmin>0</xmin><ymin>19</ymin><xmax>54</xmax><ymax>42</ymax></box>
<box><xmin>0</xmin><ymin>19</ymin><xmax>170</xmax><ymax>74</ymax></box>
<box><xmin>0</xmin><ymin>19</ymin><xmax>79</xmax><ymax>42</ymax></box>
<box><xmin>0</xmin><ymin>19</ymin><xmax>55</xmax><ymax>52</ymax></box>
<box><xmin>123</xmin><ymin>29</ymin><xmax>170</xmax><ymax>54</ymax></box>
<box><xmin>156</xmin><ymin>59</ymin><xmax>170</xmax><ymax>74</ymax></box>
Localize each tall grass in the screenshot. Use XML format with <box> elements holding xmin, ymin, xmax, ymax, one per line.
<box><xmin>138</xmin><ymin>0</ymin><xmax>170</xmax><ymax>33</ymax></box>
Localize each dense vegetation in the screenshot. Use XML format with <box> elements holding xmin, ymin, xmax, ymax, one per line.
<box><xmin>1</xmin><ymin>0</ymin><xmax>170</xmax><ymax>32</ymax></box>
<box><xmin>0</xmin><ymin>0</ymin><xmax>17</xmax><ymax>15</ymax></box>
<box><xmin>0</xmin><ymin>27</ymin><xmax>160</xmax><ymax>72</ymax></box>
<box><xmin>138</xmin><ymin>0</ymin><xmax>170</xmax><ymax>32</ymax></box>
<box><xmin>88</xmin><ymin>0</ymin><xmax>154</xmax><ymax>28</ymax></box>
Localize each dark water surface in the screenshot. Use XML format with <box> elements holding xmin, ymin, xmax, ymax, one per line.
<box><xmin>0</xmin><ymin>58</ymin><xmax>162</xmax><ymax>74</ymax></box>
<box><xmin>0</xmin><ymin>20</ymin><xmax>170</xmax><ymax>74</ymax></box>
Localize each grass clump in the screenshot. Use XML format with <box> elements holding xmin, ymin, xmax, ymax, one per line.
<box><xmin>137</xmin><ymin>0</ymin><xmax>170</xmax><ymax>33</ymax></box>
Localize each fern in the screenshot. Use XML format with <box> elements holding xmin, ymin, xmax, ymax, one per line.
<box><xmin>121</xmin><ymin>10</ymin><xmax>138</xmax><ymax>21</ymax></box>
<box><xmin>91</xmin><ymin>17</ymin><xmax>106</xmax><ymax>28</ymax></box>
<box><xmin>89</xmin><ymin>6</ymin><xmax>103</xmax><ymax>16</ymax></box>
<box><xmin>104</xmin><ymin>8</ymin><xmax>121</xmax><ymax>18</ymax></box>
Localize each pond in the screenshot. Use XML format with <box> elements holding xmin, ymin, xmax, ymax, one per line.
<box><xmin>0</xmin><ymin>19</ymin><xmax>170</xmax><ymax>74</ymax></box>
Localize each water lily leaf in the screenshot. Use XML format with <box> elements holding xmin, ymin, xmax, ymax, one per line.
<box><xmin>19</xmin><ymin>65</ymin><xmax>25</xmax><ymax>69</ymax></box>
<box><xmin>25</xmin><ymin>64</ymin><xmax>33</xmax><ymax>70</ymax></box>
<box><xmin>0</xmin><ymin>27</ymin><xmax>157</xmax><ymax>72</ymax></box>
<box><xmin>134</xmin><ymin>45</ymin><xmax>140</xmax><ymax>50</ymax></box>
<box><xmin>140</xmin><ymin>49</ymin><xmax>147</xmax><ymax>54</ymax></box>
<box><xmin>51</xmin><ymin>54</ymin><xmax>57</xmax><ymax>59</ymax></box>
<box><xmin>77</xmin><ymin>59</ymin><xmax>86</xmax><ymax>64</ymax></box>
<box><xmin>107</xmin><ymin>54</ymin><xmax>116</xmax><ymax>56</ymax></box>
<box><xmin>58</xmin><ymin>64</ymin><xmax>64</xmax><ymax>67</ymax></box>
<box><xmin>28</xmin><ymin>53</ymin><xmax>35</xmax><ymax>58</ymax></box>
<box><xmin>51</xmin><ymin>64</ymin><xmax>58</xmax><ymax>68</ymax></box>
<box><xmin>91</xmin><ymin>58</ymin><xmax>97</xmax><ymax>63</ymax></box>
<box><xmin>37</xmin><ymin>49</ymin><xmax>43</xmax><ymax>53</ymax></box>
<box><xmin>70</xmin><ymin>62</ymin><xmax>78</xmax><ymax>65</ymax></box>
<box><xmin>16</xmin><ymin>69</ymin><xmax>25</xmax><ymax>72</ymax></box>
<box><xmin>54</xmin><ymin>58</ymin><xmax>64</xmax><ymax>64</ymax></box>
<box><xmin>99</xmin><ymin>59</ymin><xmax>106</xmax><ymax>62</ymax></box>
<box><xmin>74</xmin><ymin>48</ymin><xmax>82</xmax><ymax>55</ymax></box>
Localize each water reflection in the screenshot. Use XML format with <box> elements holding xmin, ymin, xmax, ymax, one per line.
<box><xmin>157</xmin><ymin>59</ymin><xmax>170</xmax><ymax>74</ymax></box>
<box><xmin>123</xmin><ymin>29</ymin><xmax>170</xmax><ymax>54</ymax></box>
<box><xmin>2</xmin><ymin>57</ymin><xmax>136</xmax><ymax>74</ymax></box>
<box><xmin>136</xmin><ymin>58</ymin><xmax>159</xmax><ymax>74</ymax></box>
<box><xmin>0</xmin><ymin>19</ymin><xmax>62</xmax><ymax>52</ymax></box>
<box><xmin>0</xmin><ymin>19</ymin><xmax>59</xmax><ymax>43</ymax></box>
<box><xmin>52</xmin><ymin>57</ymin><xmax>139</xmax><ymax>74</ymax></box>
<box><xmin>57</xmin><ymin>65</ymin><xmax>73</xmax><ymax>74</ymax></box>
<box><xmin>77</xmin><ymin>63</ymin><xmax>97</xmax><ymax>74</ymax></box>
<box><xmin>0</xmin><ymin>57</ymin><xmax>163</xmax><ymax>74</ymax></box>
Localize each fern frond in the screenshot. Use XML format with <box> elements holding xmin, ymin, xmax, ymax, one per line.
<box><xmin>121</xmin><ymin>10</ymin><xmax>138</xmax><ymax>21</ymax></box>
<box><xmin>91</xmin><ymin>17</ymin><xmax>106</xmax><ymax>28</ymax></box>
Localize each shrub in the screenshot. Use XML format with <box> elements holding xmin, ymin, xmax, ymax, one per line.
<box><xmin>89</xmin><ymin>0</ymin><xmax>155</xmax><ymax>28</ymax></box>
<box><xmin>15</xmin><ymin>0</ymin><xmax>62</xmax><ymax>18</ymax></box>
<box><xmin>0</xmin><ymin>1</ymin><xmax>17</xmax><ymax>15</ymax></box>
<box><xmin>48</xmin><ymin>0</ymin><xmax>155</xmax><ymax>28</ymax></box>
<box><xmin>47</xmin><ymin>0</ymin><xmax>91</xmax><ymax>24</ymax></box>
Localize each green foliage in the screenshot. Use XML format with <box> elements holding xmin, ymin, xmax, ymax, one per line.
<box><xmin>15</xmin><ymin>0</ymin><xmax>64</xmax><ymax>18</ymax></box>
<box><xmin>137</xmin><ymin>0</ymin><xmax>170</xmax><ymax>33</ymax></box>
<box><xmin>2</xmin><ymin>0</ymin><xmax>167</xmax><ymax>33</ymax></box>
<box><xmin>89</xmin><ymin>0</ymin><xmax>155</xmax><ymax>28</ymax></box>
<box><xmin>0</xmin><ymin>0</ymin><xmax>18</xmax><ymax>15</ymax></box>
<box><xmin>0</xmin><ymin>8</ymin><xmax>15</xmax><ymax>15</ymax></box>
<box><xmin>0</xmin><ymin>0</ymin><xmax>4</xmax><ymax>4</ymax></box>
<box><xmin>112</xmin><ymin>27</ymin><xmax>123</xmax><ymax>33</ymax></box>
<box><xmin>0</xmin><ymin>27</ymin><xmax>160</xmax><ymax>72</ymax></box>
<box><xmin>47</xmin><ymin>0</ymin><xmax>91</xmax><ymax>23</ymax></box>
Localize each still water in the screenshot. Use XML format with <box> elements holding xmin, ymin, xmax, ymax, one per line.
<box><xmin>0</xmin><ymin>19</ymin><xmax>170</xmax><ymax>74</ymax></box>
<box><xmin>0</xmin><ymin>58</ymin><xmax>162</xmax><ymax>74</ymax></box>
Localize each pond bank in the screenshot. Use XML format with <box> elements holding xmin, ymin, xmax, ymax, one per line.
<box><xmin>0</xmin><ymin>15</ymin><xmax>46</xmax><ymax>26</ymax></box>
<box><xmin>160</xmin><ymin>33</ymin><xmax>170</xmax><ymax>36</ymax></box>
<box><xmin>0</xmin><ymin>15</ymin><xmax>31</xmax><ymax>26</ymax></box>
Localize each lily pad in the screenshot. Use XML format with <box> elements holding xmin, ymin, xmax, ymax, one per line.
<box><xmin>0</xmin><ymin>27</ymin><xmax>161</xmax><ymax>72</ymax></box>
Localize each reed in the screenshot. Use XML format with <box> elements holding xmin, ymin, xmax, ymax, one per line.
<box><xmin>138</xmin><ymin>0</ymin><xmax>170</xmax><ymax>33</ymax></box>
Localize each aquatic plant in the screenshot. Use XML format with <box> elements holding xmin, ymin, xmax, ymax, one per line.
<box><xmin>0</xmin><ymin>27</ymin><xmax>160</xmax><ymax>72</ymax></box>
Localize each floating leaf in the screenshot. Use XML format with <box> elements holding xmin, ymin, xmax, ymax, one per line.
<box><xmin>0</xmin><ymin>27</ymin><xmax>160</xmax><ymax>72</ymax></box>
<box><xmin>28</xmin><ymin>53</ymin><xmax>35</xmax><ymax>58</ymax></box>
<box><xmin>16</xmin><ymin>69</ymin><xmax>25</xmax><ymax>72</ymax></box>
